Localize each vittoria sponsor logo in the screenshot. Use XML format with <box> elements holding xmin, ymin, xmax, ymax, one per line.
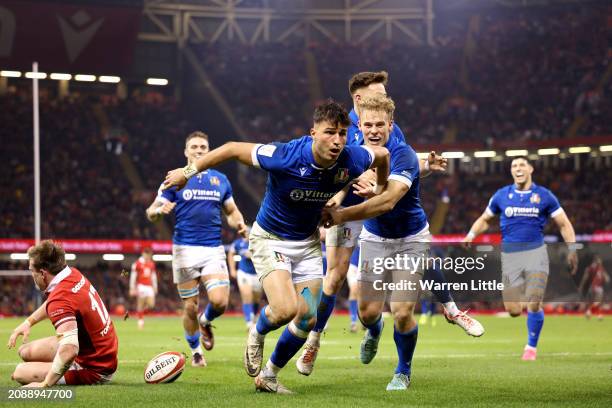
<box><xmin>504</xmin><ymin>206</ymin><xmax>540</xmax><ymax>218</ymax></box>
<box><xmin>182</xmin><ymin>189</ymin><xmax>221</xmax><ymax>201</ymax></box>
<box><xmin>289</xmin><ymin>189</ymin><xmax>335</xmax><ymax>202</ymax></box>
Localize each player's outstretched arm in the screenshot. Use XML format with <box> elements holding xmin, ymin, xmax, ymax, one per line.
<box><xmin>323</xmin><ymin>179</ymin><xmax>407</xmax><ymax>227</ymax></box>
<box><xmin>552</xmin><ymin>211</ymin><xmax>578</xmax><ymax>271</ymax></box>
<box><xmin>24</xmin><ymin>321</ymin><xmax>79</xmax><ymax>388</ymax></box>
<box><xmin>164</xmin><ymin>142</ymin><xmax>258</xmax><ymax>190</ymax></box>
<box><xmin>464</xmin><ymin>211</ymin><xmax>495</xmax><ymax>243</ymax></box>
<box><xmin>8</xmin><ymin>302</ymin><xmax>47</xmax><ymax>348</ymax></box>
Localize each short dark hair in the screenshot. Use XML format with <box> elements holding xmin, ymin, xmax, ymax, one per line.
<box><xmin>185</xmin><ymin>131</ymin><xmax>209</xmax><ymax>146</ymax></box>
<box><xmin>511</xmin><ymin>156</ymin><xmax>531</xmax><ymax>165</ymax></box>
<box><xmin>348</xmin><ymin>71</ymin><xmax>389</xmax><ymax>95</ymax></box>
<box><xmin>27</xmin><ymin>240</ymin><xmax>66</xmax><ymax>275</ymax></box>
<box><xmin>313</xmin><ymin>99</ymin><xmax>350</xmax><ymax>128</ymax></box>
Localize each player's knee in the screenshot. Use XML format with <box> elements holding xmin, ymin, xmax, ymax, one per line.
<box><xmin>17</xmin><ymin>344</ymin><xmax>31</xmax><ymax>361</ymax></box>
<box><xmin>210</xmin><ymin>298</ymin><xmax>228</xmax><ymax>313</ymax></box>
<box><xmin>359</xmin><ymin>304</ymin><xmax>380</xmax><ymax>324</ymax></box>
<box><xmin>526</xmin><ymin>301</ymin><xmax>541</xmax><ymax>313</ymax></box>
<box><xmin>11</xmin><ymin>363</ymin><xmax>27</xmax><ymax>384</ymax></box>
<box><xmin>393</xmin><ymin>309</ymin><xmax>414</xmax><ymax>328</ymax></box>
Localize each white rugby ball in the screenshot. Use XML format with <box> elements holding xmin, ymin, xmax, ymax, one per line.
<box><xmin>144</xmin><ymin>351</ymin><xmax>186</xmax><ymax>384</ymax></box>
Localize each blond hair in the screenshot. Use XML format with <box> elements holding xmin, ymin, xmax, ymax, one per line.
<box><xmin>357</xmin><ymin>94</ymin><xmax>395</xmax><ymax>121</ymax></box>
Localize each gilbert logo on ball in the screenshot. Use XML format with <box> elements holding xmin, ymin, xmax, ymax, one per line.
<box><xmin>144</xmin><ymin>351</ymin><xmax>186</xmax><ymax>384</ymax></box>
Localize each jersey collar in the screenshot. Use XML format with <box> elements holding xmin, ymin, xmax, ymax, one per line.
<box><xmin>45</xmin><ymin>265</ymin><xmax>72</xmax><ymax>294</ymax></box>
<box><xmin>513</xmin><ymin>182</ymin><xmax>536</xmax><ymax>194</ymax></box>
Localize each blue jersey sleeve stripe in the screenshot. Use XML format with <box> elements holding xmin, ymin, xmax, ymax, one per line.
<box><xmin>251</xmin><ymin>144</ymin><xmax>263</xmax><ymax>167</ymax></box>
<box><xmin>388</xmin><ymin>174</ymin><xmax>412</xmax><ymax>188</ymax></box>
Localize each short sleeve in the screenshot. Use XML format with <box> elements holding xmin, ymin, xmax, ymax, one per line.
<box><xmin>388</xmin><ymin>146</ymin><xmax>418</xmax><ymax>188</ymax></box>
<box><xmin>544</xmin><ymin>190</ymin><xmax>563</xmax><ymax>218</ymax></box>
<box><xmin>486</xmin><ymin>191</ymin><xmax>501</xmax><ymax>216</ymax></box>
<box><xmin>251</xmin><ymin>143</ymin><xmax>287</xmax><ymax>172</ymax></box>
<box><xmin>46</xmin><ymin>297</ymin><xmax>76</xmax><ymax>330</ymax></box>
<box><xmin>346</xmin><ymin>145</ymin><xmax>374</xmax><ymax>173</ymax></box>
<box><xmin>158</xmin><ymin>182</ymin><xmax>176</xmax><ymax>203</ymax></box>
<box><xmin>222</xmin><ymin>176</ymin><xmax>233</xmax><ymax>204</ymax></box>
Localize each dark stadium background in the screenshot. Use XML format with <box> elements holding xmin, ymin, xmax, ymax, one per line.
<box><xmin>0</xmin><ymin>0</ymin><xmax>610</xmax><ymax>317</ymax></box>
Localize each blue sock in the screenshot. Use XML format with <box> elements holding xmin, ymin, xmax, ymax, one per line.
<box><xmin>313</xmin><ymin>292</ymin><xmax>336</xmax><ymax>332</ymax></box>
<box><xmin>185</xmin><ymin>331</ymin><xmax>200</xmax><ymax>350</ymax></box>
<box><xmin>364</xmin><ymin>315</ymin><xmax>383</xmax><ymax>338</ymax></box>
<box><xmin>424</xmin><ymin>267</ymin><xmax>452</xmax><ymax>304</ymax></box>
<box><xmin>255</xmin><ymin>306</ymin><xmax>281</xmax><ymax>335</ymax></box>
<box><xmin>421</xmin><ymin>300</ymin><xmax>430</xmax><ymax>315</ymax></box>
<box><xmin>394</xmin><ymin>325</ymin><xmax>418</xmax><ymax>375</ymax></box>
<box><xmin>242</xmin><ymin>303</ymin><xmax>254</xmax><ymax>323</ymax></box>
<box><xmin>527</xmin><ymin>310</ymin><xmax>545</xmax><ymax>348</ymax></box>
<box><xmin>270</xmin><ymin>326</ymin><xmax>307</xmax><ymax>369</ymax></box>
<box><xmin>253</xmin><ymin>302</ymin><xmax>260</xmax><ymax>315</ymax></box>
<box><xmin>429</xmin><ymin>301</ymin><xmax>436</xmax><ymax>315</ymax></box>
<box><xmin>349</xmin><ymin>299</ymin><xmax>358</xmax><ymax>324</ymax></box>
<box><xmin>204</xmin><ymin>303</ymin><xmax>223</xmax><ymax>323</ymax></box>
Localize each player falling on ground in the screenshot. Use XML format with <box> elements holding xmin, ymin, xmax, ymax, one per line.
<box><xmin>164</xmin><ymin>100</ymin><xmax>390</xmax><ymax>394</ymax></box>
<box><xmin>579</xmin><ymin>255</ymin><xmax>609</xmax><ymax>320</ymax></box>
<box><xmin>147</xmin><ymin>131</ymin><xmax>247</xmax><ymax>367</ymax></box>
<box><xmin>322</xmin><ymin>95</ymin><xmax>452</xmax><ymax>390</ymax></box>
<box><xmin>464</xmin><ymin>156</ymin><xmax>577</xmax><ymax>361</ymax></box>
<box><xmin>297</xmin><ymin>71</ymin><xmax>483</xmax><ymax>376</ymax></box>
<box><xmin>228</xmin><ymin>227</ymin><xmax>263</xmax><ymax>330</ymax></box>
<box><xmin>8</xmin><ymin>240</ymin><xmax>118</xmax><ymax>386</ymax></box>
<box><xmin>129</xmin><ymin>247</ymin><xmax>158</xmax><ymax>330</ymax></box>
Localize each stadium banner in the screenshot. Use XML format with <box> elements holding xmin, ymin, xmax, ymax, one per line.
<box><xmin>358</xmin><ymin>243</ymin><xmax>611</xmax><ymax>303</ymax></box>
<box><xmin>0</xmin><ymin>0</ymin><xmax>142</xmax><ymax>72</ymax></box>
<box><xmin>0</xmin><ymin>239</ymin><xmax>172</xmax><ymax>254</ymax></box>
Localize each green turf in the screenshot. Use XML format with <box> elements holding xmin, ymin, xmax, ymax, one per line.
<box><xmin>1</xmin><ymin>315</ymin><xmax>611</xmax><ymax>407</ymax></box>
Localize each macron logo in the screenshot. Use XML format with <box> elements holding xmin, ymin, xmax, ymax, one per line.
<box><xmin>299</xmin><ymin>167</ymin><xmax>308</xmax><ymax>176</ymax></box>
<box><xmin>57</xmin><ymin>10</ymin><xmax>104</xmax><ymax>62</ymax></box>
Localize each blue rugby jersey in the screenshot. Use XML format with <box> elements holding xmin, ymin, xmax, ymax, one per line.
<box><xmin>159</xmin><ymin>169</ymin><xmax>232</xmax><ymax>246</ymax></box>
<box><xmin>486</xmin><ymin>183</ymin><xmax>563</xmax><ymax>252</ymax></box>
<box><xmin>252</xmin><ymin>135</ymin><xmax>374</xmax><ymax>240</ymax></box>
<box><xmin>363</xmin><ymin>136</ymin><xmax>428</xmax><ymax>239</ymax></box>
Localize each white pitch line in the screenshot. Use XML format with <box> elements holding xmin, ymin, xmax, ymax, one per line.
<box><xmin>2</xmin><ymin>352</ymin><xmax>611</xmax><ymax>367</ymax></box>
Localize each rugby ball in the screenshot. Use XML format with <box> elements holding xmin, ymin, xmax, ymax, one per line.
<box><xmin>144</xmin><ymin>351</ymin><xmax>186</xmax><ymax>384</ymax></box>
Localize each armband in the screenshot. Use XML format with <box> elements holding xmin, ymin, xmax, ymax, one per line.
<box><xmin>182</xmin><ymin>163</ymin><xmax>198</xmax><ymax>180</ymax></box>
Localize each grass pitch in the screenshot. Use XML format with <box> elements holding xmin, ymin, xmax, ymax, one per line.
<box><xmin>0</xmin><ymin>314</ymin><xmax>610</xmax><ymax>407</ymax></box>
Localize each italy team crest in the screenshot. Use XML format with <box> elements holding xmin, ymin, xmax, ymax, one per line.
<box><xmin>209</xmin><ymin>176</ymin><xmax>220</xmax><ymax>186</ymax></box>
<box><xmin>530</xmin><ymin>193</ymin><xmax>541</xmax><ymax>204</ymax></box>
<box><xmin>334</xmin><ymin>168</ymin><xmax>350</xmax><ymax>184</ymax></box>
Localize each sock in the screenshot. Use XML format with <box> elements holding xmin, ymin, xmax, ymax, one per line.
<box><xmin>443</xmin><ymin>302</ymin><xmax>460</xmax><ymax>317</ymax></box>
<box><xmin>255</xmin><ymin>306</ymin><xmax>281</xmax><ymax>335</ymax></box>
<box><xmin>269</xmin><ymin>324</ymin><xmax>308</xmax><ymax>369</ymax></box>
<box><xmin>253</xmin><ymin>302</ymin><xmax>260</xmax><ymax>316</ymax></box>
<box><xmin>242</xmin><ymin>303</ymin><xmax>254</xmax><ymax>323</ymax></box>
<box><xmin>185</xmin><ymin>331</ymin><xmax>201</xmax><ymax>351</ymax></box>
<box><xmin>363</xmin><ymin>315</ymin><xmax>383</xmax><ymax>338</ymax></box>
<box><xmin>313</xmin><ymin>292</ymin><xmax>336</xmax><ymax>333</ymax></box>
<box><xmin>421</xmin><ymin>300</ymin><xmax>430</xmax><ymax>315</ymax></box>
<box><xmin>138</xmin><ymin>311</ymin><xmax>144</xmax><ymax>320</ymax></box>
<box><xmin>527</xmin><ymin>310</ymin><xmax>545</xmax><ymax>348</ymax></box>
<box><xmin>424</xmin><ymin>267</ymin><xmax>452</xmax><ymax>304</ymax></box>
<box><xmin>349</xmin><ymin>299</ymin><xmax>358</xmax><ymax>324</ymax></box>
<box><xmin>393</xmin><ymin>325</ymin><xmax>418</xmax><ymax>375</ymax></box>
<box><xmin>202</xmin><ymin>303</ymin><xmax>223</xmax><ymax>325</ymax></box>
<box><xmin>262</xmin><ymin>360</ymin><xmax>281</xmax><ymax>377</ymax></box>
<box><xmin>429</xmin><ymin>302</ymin><xmax>436</xmax><ymax>315</ymax></box>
